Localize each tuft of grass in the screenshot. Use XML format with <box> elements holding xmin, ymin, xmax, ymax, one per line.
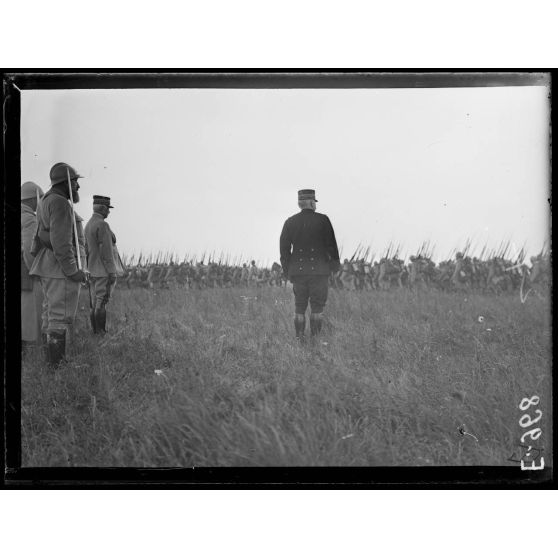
<box><xmin>21</xmin><ymin>286</ymin><xmax>552</xmax><ymax>467</ymax></box>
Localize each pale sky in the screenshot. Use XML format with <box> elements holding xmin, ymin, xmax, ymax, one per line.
<box><xmin>21</xmin><ymin>86</ymin><xmax>550</xmax><ymax>264</ymax></box>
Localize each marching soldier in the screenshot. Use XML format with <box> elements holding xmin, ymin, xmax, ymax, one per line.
<box><xmin>452</xmin><ymin>252</ymin><xmax>470</xmax><ymax>291</ymax></box>
<box><xmin>248</xmin><ymin>260</ymin><xmax>258</xmax><ymax>286</ymax></box>
<box><xmin>280</xmin><ymin>189</ymin><xmax>340</xmax><ymax>341</ymax></box>
<box><xmin>21</xmin><ymin>181</ymin><xmax>45</xmax><ymax>350</ymax></box>
<box><xmin>29</xmin><ymin>163</ymin><xmax>87</xmax><ymax>368</ymax></box>
<box><xmin>240</xmin><ymin>263</ymin><xmax>249</xmax><ymax>286</ymax></box>
<box><xmin>84</xmin><ymin>195</ymin><xmax>124</xmax><ymax>334</ymax></box>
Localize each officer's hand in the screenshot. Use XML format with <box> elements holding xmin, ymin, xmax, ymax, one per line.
<box><xmin>107</xmin><ymin>273</ymin><xmax>117</xmax><ymax>285</ymax></box>
<box><xmin>69</xmin><ymin>270</ymin><xmax>86</xmax><ymax>283</ymax></box>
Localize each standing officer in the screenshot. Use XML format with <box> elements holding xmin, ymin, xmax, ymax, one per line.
<box><xmin>21</xmin><ymin>181</ymin><xmax>45</xmax><ymax>350</ymax></box>
<box><xmin>84</xmin><ymin>195</ymin><xmax>124</xmax><ymax>334</ymax></box>
<box><xmin>280</xmin><ymin>189</ymin><xmax>340</xmax><ymax>341</ymax></box>
<box><xmin>29</xmin><ymin>163</ymin><xmax>87</xmax><ymax>368</ymax></box>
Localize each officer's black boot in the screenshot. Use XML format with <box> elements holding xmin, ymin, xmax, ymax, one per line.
<box><xmin>294</xmin><ymin>313</ymin><xmax>306</xmax><ymax>342</ymax></box>
<box><xmin>90</xmin><ymin>308</ymin><xmax>98</xmax><ymax>334</ymax></box>
<box><xmin>95</xmin><ymin>307</ymin><xmax>107</xmax><ymax>334</ymax></box>
<box><xmin>310</xmin><ymin>313</ymin><xmax>323</xmax><ymax>336</ymax></box>
<box><xmin>47</xmin><ymin>329</ymin><xmax>66</xmax><ymax>369</ymax></box>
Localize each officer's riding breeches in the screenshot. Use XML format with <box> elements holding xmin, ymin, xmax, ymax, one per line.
<box><xmin>39</xmin><ymin>277</ymin><xmax>81</xmax><ymax>334</ymax></box>
<box><xmin>291</xmin><ymin>275</ymin><xmax>329</xmax><ymax>314</ymax></box>
<box><xmin>90</xmin><ymin>276</ymin><xmax>116</xmax><ymax>309</ymax></box>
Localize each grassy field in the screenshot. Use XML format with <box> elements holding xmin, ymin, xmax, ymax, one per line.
<box><xmin>21</xmin><ymin>285</ymin><xmax>552</xmax><ymax>467</ymax></box>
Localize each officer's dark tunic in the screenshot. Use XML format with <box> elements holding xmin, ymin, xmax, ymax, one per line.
<box><xmin>280</xmin><ymin>208</ymin><xmax>340</xmax><ymax>313</ymax></box>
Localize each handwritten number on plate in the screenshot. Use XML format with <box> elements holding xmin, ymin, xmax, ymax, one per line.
<box><xmin>521</xmin><ymin>457</ymin><xmax>545</xmax><ymax>471</ymax></box>
<box><xmin>519</xmin><ymin>396</ymin><xmax>540</xmax><ymax>410</ymax></box>
<box><xmin>520</xmin><ymin>427</ymin><xmax>542</xmax><ymax>444</ymax></box>
<box><xmin>519</xmin><ymin>409</ymin><xmax>542</xmax><ymax>428</ymax></box>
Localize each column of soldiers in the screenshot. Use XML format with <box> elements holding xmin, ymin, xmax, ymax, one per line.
<box><xmin>119</xmin><ymin>259</ymin><xmax>287</xmax><ymax>290</ymax></box>
<box><xmin>22</xmin><ymin>162</ymin><xmax>124</xmax><ymax>368</ymax></box>
<box><xmin>115</xmin><ymin>249</ymin><xmax>548</xmax><ymax>296</ymax></box>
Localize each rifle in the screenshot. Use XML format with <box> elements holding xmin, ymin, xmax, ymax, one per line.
<box><xmin>67</xmin><ymin>169</ymin><xmax>82</xmax><ymax>271</ymax></box>
<box><xmin>67</xmin><ymin>169</ymin><xmax>95</xmax><ymax>331</ymax></box>
<box><xmin>349</xmin><ymin>243</ymin><xmax>360</xmax><ymax>262</ymax></box>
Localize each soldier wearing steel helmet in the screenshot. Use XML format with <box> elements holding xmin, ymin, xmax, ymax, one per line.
<box><xmin>29</xmin><ymin>163</ymin><xmax>87</xmax><ymax>368</ymax></box>
<box><xmin>21</xmin><ymin>181</ymin><xmax>46</xmax><ymax>351</ymax></box>
<box><xmin>84</xmin><ymin>195</ymin><xmax>125</xmax><ymax>334</ymax></box>
<box><xmin>452</xmin><ymin>251</ymin><xmax>471</xmax><ymax>291</ymax></box>
<box><xmin>280</xmin><ymin>189</ymin><xmax>340</xmax><ymax>342</ymax></box>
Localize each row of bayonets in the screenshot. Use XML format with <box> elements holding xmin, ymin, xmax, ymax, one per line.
<box><xmin>120</xmin><ymin>240</ymin><xmax>548</xmax><ymax>270</ymax></box>
<box><xmin>121</xmin><ymin>251</ymin><xmax>257</xmax><ymax>269</ymax></box>
<box><xmin>344</xmin><ymin>239</ymin><xmax>543</xmax><ymax>264</ymax></box>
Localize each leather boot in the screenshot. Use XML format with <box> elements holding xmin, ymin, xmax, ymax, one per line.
<box><xmin>40</xmin><ymin>332</ymin><xmax>49</xmax><ymax>361</ymax></box>
<box><xmin>294</xmin><ymin>313</ymin><xmax>306</xmax><ymax>342</ymax></box>
<box><xmin>310</xmin><ymin>313</ymin><xmax>323</xmax><ymax>336</ymax></box>
<box><xmin>47</xmin><ymin>329</ymin><xmax>66</xmax><ymax>369</ymax></box>
<box><xmin>95</xmin><ymin>307</ymin><xmax>107</xmax><ymax>334</ymax></box>
<box><xmin>90</xmin><ymin>308</ymin><xmax>98</xmax><ymax>334</ymax></box>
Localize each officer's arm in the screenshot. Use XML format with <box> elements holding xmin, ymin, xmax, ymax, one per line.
<box><xmin>279</xmin><ymin>220</ymin><xmax>292</xmax><ymax>273</ymax></box>
<box><xmin>21</xmin><ymin>216</ymin><xmax>37</xmax><ymax>270</ymax></box>
<box><xmin>324</xmin><ymin>216</ymin><xmax>340</xmax><ymax>271</ymax></box>
<box><xmin>49</xmin><ymin>197</ymin><xmax>80</xmax><ymax>276</ymax></box>
<box><xmin>98</xmin><ymin>222</ymin><xmax>117</xmax><ymax>275</ymax></box>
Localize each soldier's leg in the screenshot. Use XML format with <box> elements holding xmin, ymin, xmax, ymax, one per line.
<box><xmin>39</xmin><ymin>279</ymin><xmax>49</xmax><ymax>355</ymax></box>
<box><xmin>64</xmin><ymin>277</ymin><xmax>81</xmax><ymax>351</ymax></box>
<box><xmin>93</xmin><ymin>277</ymin><xmax>110</xmax><ymax>334</ymax></box>
<box><xmin>292</xmin><ymin>277</ymin><xmax>309</xmax><ymax>341</ymax></box>
<box><xmin>84</xmin><ymin>277</ymin><xmax>95</xmax><ymax>333</ymax></box>
<box><xmin>33</xmin><ymin>278</ymin><xmax>44</xmax><ymax>344</ymax></box>
<box><xmin>41</xmin><ymin>277</ymin><xmax>81</xmax><ymax>367</ymax></box>
<box><xmin>309</xmin><ymin>276</ymin><xmax>329</xmax><ymax>336</ymax></box>
<box><xmin>21</xmin><ymin>286</ymin><xmax>38</xmax><ymax>345</ymax></box>
<box><xmin>41</xmin><ymin>277</ymin><xmax>63</xmax><ymax>366</ymax></box>
<box><xmin>103</xmin><ymin>277</ymin><xmax>117</xmax><ymax>328</ymax></box>
<box><xmin>21</xmin><ymin>277</ymin><xmax>44</xmax><ymax>352</ymax></box>
<box><xmin>88</xmin><ymin>277</ymin><xmax>99</xmax><ymax>333</ymax></box>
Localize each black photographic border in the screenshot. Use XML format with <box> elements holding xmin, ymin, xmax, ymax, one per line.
<box><xmin>2</xmin><ymin>70</ymin><xmax>554</xmax><ymax>488</ymax></box>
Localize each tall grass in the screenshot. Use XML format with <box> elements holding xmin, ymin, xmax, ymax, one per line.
<box><xmin>21</xmin><ymin>285</ymin><xmax>552</xmax><ymax>467</ymax></box>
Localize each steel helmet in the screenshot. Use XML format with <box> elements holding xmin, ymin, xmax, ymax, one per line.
<box><xmin>21</xmin><ymin>181</ymin><xmax>44</xmax><ymax>200</ymax></box>
<box><xmin>49</xmin><ymin>162</ymin><xmax>83</xmax><ymax>186</ymax></box>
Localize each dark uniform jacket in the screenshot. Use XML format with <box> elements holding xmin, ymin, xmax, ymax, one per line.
<box><xmin>280</xmin><ymin>209</ymin><xmax>340</xmax><ymax>279</ymax></box>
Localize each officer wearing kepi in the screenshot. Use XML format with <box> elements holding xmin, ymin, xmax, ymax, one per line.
<box><xmin>29</xmin><ymin>163</ymin><xmax>87</xmax><ymax>368</ymax></box>
<box><xmin>280</xmin><ymin>189</ymin><xmax>340</xmax><ymax>341</ymax></box>
<box><xmin>21</xmin><ymin>181</ymin><xmax>45</xmax><ymax>350</ymax></box>
<box><xmin>84</xmin><ymin>195</ymin><xmax>124</xmax><ymax>334</ymax></box>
